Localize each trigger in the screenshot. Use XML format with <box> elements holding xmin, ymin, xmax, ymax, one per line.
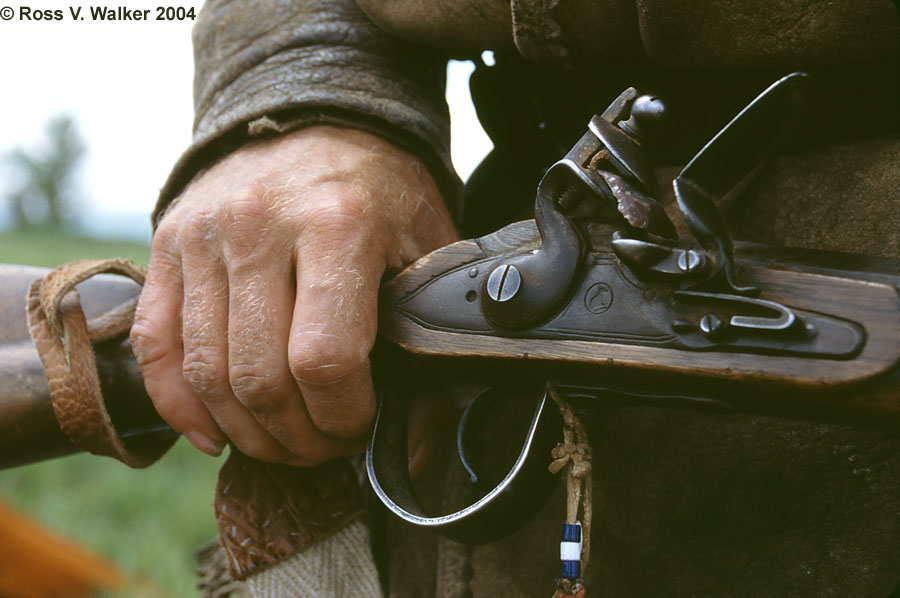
<box><xmin>456</xmin><ymin>388</ymin><xmax>495</xmax><ymax>486</ymax></box>
<box><xmin>367</xmin><ymin>387</ymin><xmax>563</xmax><ymax>544</ymax></box>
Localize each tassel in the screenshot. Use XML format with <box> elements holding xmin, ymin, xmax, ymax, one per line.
<box><xmin>547</xmin><ymin>384</ymin><xmax>592</xmax><ymax>598</ymax></box>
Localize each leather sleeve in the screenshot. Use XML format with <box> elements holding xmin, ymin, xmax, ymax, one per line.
<box><xmin>153</xmin><ymin>0</ymin><xmax>459</xmax><ymax>224</ymax></box>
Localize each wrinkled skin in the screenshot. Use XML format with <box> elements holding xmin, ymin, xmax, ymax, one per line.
<box><xmin>131</xmin><ymin>125</ymin><xmax>457</xmax><ymax>466</ymax></box>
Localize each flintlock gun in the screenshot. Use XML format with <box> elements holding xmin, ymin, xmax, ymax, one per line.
<box><xmin>1</xmin><ymin>73</ymin><xmax>898</xmax><ymax>544</ymax></box>
<box><xmin>365</xmin><ymin>72</ymin><xmax>900</xmax><ymax>542</ymax></box>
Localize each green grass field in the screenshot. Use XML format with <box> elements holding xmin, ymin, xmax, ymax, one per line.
<box><xmin>0</xmin><ymin>227</ymin><xmax>154</xmax><ymax>268</ymax></box>
<box><xmin>0</xmin><ymin>227</ymin><xmax>223</xmax><ymax>597</ymax></box>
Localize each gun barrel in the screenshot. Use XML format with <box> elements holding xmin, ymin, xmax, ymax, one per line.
<box><xmin>0</xmin><ymin>343</ymin><xmax>175</xmax><ymax>469</ymax></box>
<box><xmin>0</xmin><ymin>339</ymin><xmax>173</xmax><ymax>469</ymax></box>
<box><xmin>0</xmin><ymin>343</ymin><xmax>75</xmax><ymax>468</ymax></box>
<box><xmin>0</xmin><ymin>264</ymin><xmax>174</xmax><ymax>470</ymax></box>
<box><xmin>2</xmin><ymin>236</ymin><xmax>899</xmax><ymax>471</ymax></box>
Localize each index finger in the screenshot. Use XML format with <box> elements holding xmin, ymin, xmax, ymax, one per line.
<box><xmin>131</xmin><ymin>236</ymin><xmax>226</xmax><ymax>455</ymax></box>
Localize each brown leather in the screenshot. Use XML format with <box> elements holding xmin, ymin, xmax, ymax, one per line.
<box><xmin>635</xmin><ymin>0</ymin><xmax>899</xmax><ymax>67</ymax></box>
<box><xmin>359</xmin><ymin>0</ymin><xmax>899</xmax><ymax>63</ymax></box>
<box><xmin>510</xmin><ymin>0</ymin><xmax>569</xmax><ymax>62</ymax></box>
<box><xmin>215</xmin><ymin>451</ymin><xmax>365</xmax><ymax>580</ymax></box>
<box><xmin>17</xmin><ymin>259</ymin><xmax>365</xmax><ymax>579</ymax></box>
<box><xmin>155</xmin><ymin>0</ymin><xmax>459</xmax><ymax>227</ymax></box>
<box><xmin>25</xmin><ymin>259</ymin><xmax>175</xmax><ymax>468</ymax></box>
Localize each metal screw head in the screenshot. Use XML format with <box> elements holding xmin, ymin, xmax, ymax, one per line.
<box><xmin>699</xmin><ymin>313</ymin><xmax>724</xmax><ymax>338</ymax></box>
<box><xmin>677</xmin><ymin>250</ymin><xmax>704</xmax><ymax>274</ymax></box>
<box><xmin>486</xmin><ymin>264</ymin><xmax>521</xmax><ymax>303</ymax></box>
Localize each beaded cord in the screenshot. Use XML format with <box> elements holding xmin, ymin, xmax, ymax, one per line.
<box><xmin>547</xmin><ymin>384</ymin><xmax>592</xmax><ymax>598</ymax></box>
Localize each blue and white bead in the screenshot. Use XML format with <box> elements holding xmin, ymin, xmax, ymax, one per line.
<box><xmin>559</xmin><ymin>522</ymin><xmax>582</xmax><ymax>580</ymax></box>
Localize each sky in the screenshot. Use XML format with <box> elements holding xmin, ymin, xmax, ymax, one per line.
<box><xmin>0</xmin><ymin>3</ymin><xmax>491</xmax><ymax>241</ymax></box>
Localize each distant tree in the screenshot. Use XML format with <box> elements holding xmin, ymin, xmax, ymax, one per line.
<box><xmin>5</xmin><ymin>115</ymin><xmax>86</xmax><ymax>229</ymax></box>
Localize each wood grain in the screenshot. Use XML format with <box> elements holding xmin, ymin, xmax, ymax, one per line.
<box><xmin>380</xmin><ymin>220</ymin><xmax>900</xmax><ymax>391</ymax></box>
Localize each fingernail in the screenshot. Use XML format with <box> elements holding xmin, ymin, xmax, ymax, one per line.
<box><xmin>185</xmin><ymin>431</ymin><xmax>226</xmax><ymax>457</ymax></box>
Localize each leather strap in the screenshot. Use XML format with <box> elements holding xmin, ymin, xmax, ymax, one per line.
<box><xmin>26</xmin><ymin>259</ymin><xmax>367</xmax><ymax>581</ymax></box>
<box><xmin>26</xmin><ymin>259</ymin><xmax>175</xmax><ymax>468</ymax></box>
<box><xmin>215</xmin><ymin>451</ymin><xmax>365</xmax><ymax>580</ymax></box>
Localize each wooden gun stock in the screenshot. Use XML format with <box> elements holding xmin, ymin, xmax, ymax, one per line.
<box><xmin>1</xmin><ymin>225</ymin><xmax>898</xmax><ymax>470</ymax></box>
<box><xmin>376</xmin><ymin>221</ymin><xmax>900</xmax><ymax>428</ymax></box>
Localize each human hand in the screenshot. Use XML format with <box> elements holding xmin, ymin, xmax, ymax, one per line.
<box><xmin>131</xmin><ymin>125</ymin><xmax>458</xmax><ymax>465</ymax></box>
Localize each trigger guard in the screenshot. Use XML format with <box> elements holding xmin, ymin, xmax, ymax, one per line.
<box><xmin>366</xmin><ymin>389</ymin><xmax>563</xmax><ymax>545</ymax></box>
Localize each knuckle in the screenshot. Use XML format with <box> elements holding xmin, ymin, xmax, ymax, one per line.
<box><xmin>301</xmin><ymin>199</ymin><xmax>367</xmax><ymax>246</ymax></box>
<box><xmin>150</xmin><ymin>221</ymin><xmax>177</xmax><ymax>250</ymax></box>
<box><xmin>182</xmin><ymin>350</ymin><xmax>226</xmax><ymax>397</ymax></box>
<box><xmin>229</xmin><ymin>367</ymin><xmax>288</xmax><ymax>413</ymax></box>
<box><xmin>180</xmin><ymin>209</ymin><xmax>218</xmax><ymax>247</ymax></box>
<box><xmin>315</xmin><ymin>194</ymin><xmax>365</xmax><ymax>222</ymax></box>
<box><xmin>221</xmin><ymin>189</ymin><xmax>299</xmax><ymax>256</ymax></box>
<box><xmin>288</xmin><ymin>333</ymin><xmax>369</xmax><ymax>387</ymax></box>
<box><xmin>129</xmin><ymin>322</ymin><xmax>166</xmax><ymax>369</ymax></box>
<box><xmin>222</xmin><ymin>190</ymin><xmax>272</xmax><ymax>234</ymax></box>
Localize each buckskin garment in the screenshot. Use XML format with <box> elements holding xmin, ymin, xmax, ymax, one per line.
<box><xmin>151</xmin><ymin>1</ymin><xmax>900</xmax><ymax>597</ymax></box>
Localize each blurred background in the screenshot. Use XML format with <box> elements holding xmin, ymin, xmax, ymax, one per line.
<box><xmin>0</xmin><ymin>6</ymin><xmax>218</xmax><ymax>596</ymax></box>
<box><xmin>0</xmin><ymin>5</ymin><xmax>490</xmax><ymax>596</ymax></box>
